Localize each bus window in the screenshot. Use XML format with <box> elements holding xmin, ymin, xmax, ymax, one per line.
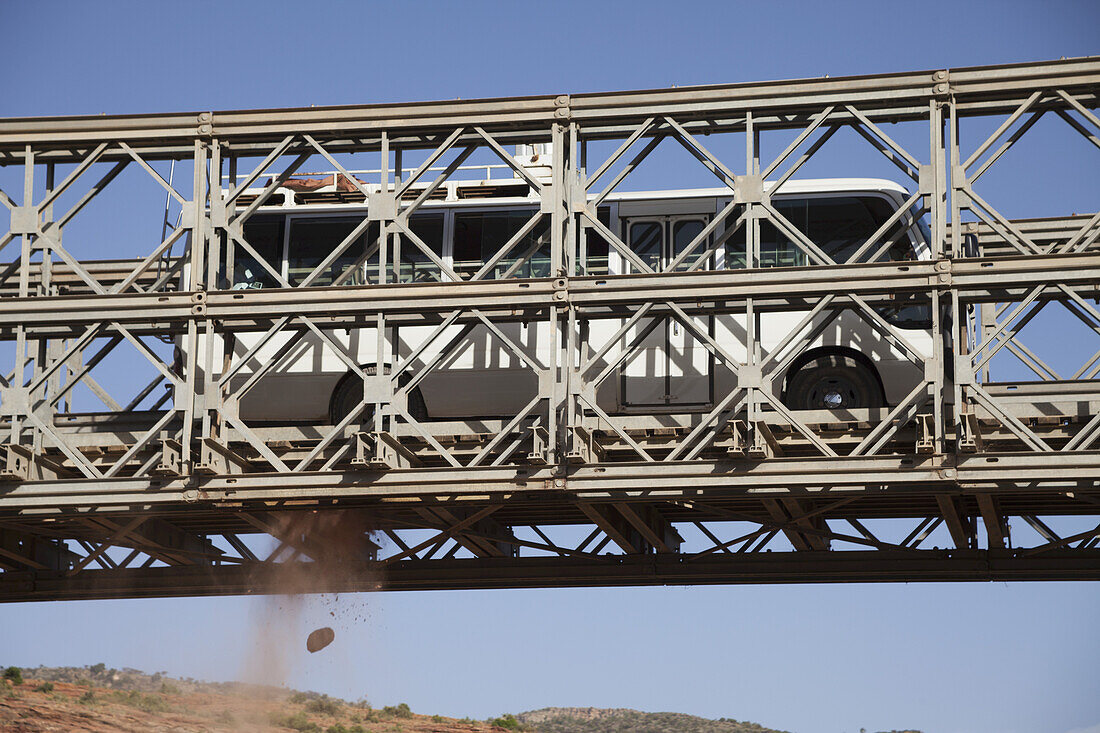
<box><xmin>719</xmin><ymin>204</ymin><xmax>811</xmax><ymax>268</ymax></box>
<box><xmin>804</xmin><ymin>196</ymin><xmax>911</xmax><ymax>264</ymax></box>
<box><xmin>287</xmin><ymin>217</ymin><xmax>376</xmax><ymax>286</ymax></box>
<box><xmin>670</xmin><ymin>219</ymin><xmax>708</xmax><ymax>271</ymax></box>
<box><xmin>625</xmin><ymin>216</ymin><xmax>710</xmax><ymax>273</ymax></box>
<box><xmin>724</xmin><ymin>196</ymin><xmax>913</xmax><ymax>268</ymax></box>
<box><xmin>397</xmin><ymin>213</ymin><xmax>445</xmax><ymax>282</ymax></box>
<box><xmin>627</xmin><ymin>221</ymin><xmax>662</xmax><ymax>272</ymax></box>
<box><xmin>452</xmin><ymin>209</ymin><xmax>550</xmax><ymax>279</ymax></box>
<box><xmin>719</xmin><ymin>210</ymin><xmax>747</xmax><ymax>269</ymax></box>
<box><xmin>581</xmin><ymin>206</ymin><xmax>612</xmax><ymax>275</ymax></box>
<box><xmin>761</xmin><ymin>200</ymin><xmax>811</xmax><ymax>268</ymax></box>
<box><xmin>231</xmin><ymin>216</ymin><xmax>284</xmax><ymax>289</ymax></box>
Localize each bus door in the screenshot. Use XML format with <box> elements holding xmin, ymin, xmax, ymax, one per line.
<box><xmin>620</xmin><ymin>215</ymin><xmax>713</xmax><ymax>408</ymax></box>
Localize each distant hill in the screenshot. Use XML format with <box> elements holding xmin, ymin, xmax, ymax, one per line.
<box><xmin>516</xmin><ymin>707</ymin><xmax>789</xmax><ymax>733</ymax></box>
<box><xmin>515</xmin><ymin>708</ymin><xmax>923</xmax><ymax>733</ymax></box>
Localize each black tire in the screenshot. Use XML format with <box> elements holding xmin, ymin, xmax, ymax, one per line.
<box><xmin>784</xmin><ymin>355</ymin><xmax>884</xmax><ymax>410</ymax></box>
<box><xmin>329</xmin><ymin>365</ymin><xmax>428</xmax><ymax>424</ymax></box>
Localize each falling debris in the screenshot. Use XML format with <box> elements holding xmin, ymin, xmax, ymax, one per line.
<box><xmin>306</xmin><ymin>626</ymin><xmax>335</xmax><ymax>653</ymax></box>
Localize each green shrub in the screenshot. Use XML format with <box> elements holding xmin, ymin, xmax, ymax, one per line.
<box><xmin>89</xmin><ymin>663</ymin><xmax>106</xmax><ymax>675</ymax></box>
<box><xmin>305</xmin><ymin>696</ymin><xmax>342</xmax><ymax>716</ymax></box>
<box><xmin>270</xmin><ymin>710</ymin><xmax>321</xmax><ymax>732</ymax></box>
<box><xmin>160</xmin><ymin>681</ymin><xmax>180</xmax><ymax>695</ymax></box>
<box><xmin>78</xmin><ymin>690</ymin><xmax>96</xmax><ymax>705</ymax></box>
<box><xmin>34</xmin><ymin>682</ymin><xmax>54</xmax><ymax>693</ymax></box>
<box><xmin>326</xmin><ymin>724</ymin><xmax>349</xmax><ymax>733</ymax></box>
<box><xmin>289</xmin><ymin>691</ymin><xmax>312</xmax><ymax>704</ymax></box>
<box><xmin>432</xmin><ymin>714</ymin><xmax>445</xmax><ymax>723</ymax></box>
<box><xmin>2</xmin><ymin>667</ymin><xmax>23</xmax><ymax>686</ymax></box>
<box><xmin>75</xmin><ymin>677</ymin><xmax>92</xmax><ymax>687</ymax></box>
<box><xmin>382</xmin><ymin>702</ymin><xmax>412</xmax><ymax>719</ymax></box>
<box><xmin>112</xmin><ymin>690</ymin><xmax>170</xmax><ymax>713</ymax></box>
<box><xmin>487</xmin><ymin>713</ymin><xmax>523</xmax><ymax>730</ymax></box>
<box><xmin>215</xmin><ymin>709</ymin><xmax>235</xmax><ymax>724</ymax></box>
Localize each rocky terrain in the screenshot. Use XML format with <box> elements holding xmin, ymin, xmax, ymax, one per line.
<box><xmin>1</xmin><ymin>665</ymin><xmax>915</xmax><ymax>733</ymax></box>
<box><xmin>0</xmin><ymin>665</ymin><xmax>512</xmax><ymax>733</ymax></box>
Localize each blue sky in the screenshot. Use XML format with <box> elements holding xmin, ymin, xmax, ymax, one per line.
<box><xmin>1</xmin><ymin>2</ymin><xmax>1098</xmax><ymax>732</ymax></box>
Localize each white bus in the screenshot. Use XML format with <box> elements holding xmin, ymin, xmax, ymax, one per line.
<box><xmin>192</xmin><ymin>175</ymin><xmax>934</xmax><ymax>424</ymax></box>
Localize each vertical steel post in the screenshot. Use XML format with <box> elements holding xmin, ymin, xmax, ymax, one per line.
<box><xmin>565</xmin><ymin>123</ymin><xmax>579</xmax><ymax>444</ymax></box>
<box><xmin>35</xmin><ymin>162</ymin><xmax>57</xmax><ymax>454</ymax></box>
<box><xmin>745</xmin><ymin>113</ymin><xmax>762</xmax><ymax>445</ymax></box>
<box><xmin>380</xmin><ymin>132</ymin><xmax>389</xmax><ymax>287</ymax></box>
<box><xmin>202</xmin><ymin>140</ymin><xmax>223</xmax><ymax>445</ymax></box>
<box><xmin>11</xmin><ymin>146</ymin><xmax>34</xmax><ymax>445</ymax></box>
<box><xmin>181</xmin><ymin>139</ymin><xmax>207</xmax><ymax>468</ymax></box>
<box><xmin>946</xmin><ymin>99</ymin><xmax>968</xmax><ymax>449</ymax></box>
<box><xmin>549</xmin><ymin>123</ymin><xmax>566</xmax><ymax>465</ymax></box>
<box><xmin>929</xmin><ymin>100</ymin><xmax>947</xmax><ymax>452</ymax></box>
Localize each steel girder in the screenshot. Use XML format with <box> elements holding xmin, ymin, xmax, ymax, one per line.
<box><xmin>0</xmin><ymin>57</ymin><xmax>1098</xmax><ymax>602</ymax></box>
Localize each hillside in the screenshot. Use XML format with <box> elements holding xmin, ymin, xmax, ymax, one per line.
<box><xmin>516</xmin><ymin>707</ymin><xmax>788</xmax><ymax>733</ymax></box>
<box><xmin>1</xmin><ymin>665</ymin><xmax>509</xmax><ymax>733</ymax></box>
<box><xmin>1</xmin><ymin>665</ymin><xmax>918</xmax><ymax>733</ymax></box>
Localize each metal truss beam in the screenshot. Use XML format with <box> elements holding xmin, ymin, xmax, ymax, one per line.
<box><xmin>2</xmin><ymin>57</ymin><xmax>1097</xmax><ymax>158</ymax></box>
<box><xmin>2</xmin><ymin>253</ymin><xmax>1098</xmax><ymax>334</ymax></box>
<box><xmin>2</xmin><ymin>550</ymin><xmax>1099</xmax><ymax>602</ymax></box>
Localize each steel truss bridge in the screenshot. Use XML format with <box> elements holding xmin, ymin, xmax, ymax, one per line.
<box><xmin>0</xmin><ymin>58</ymin><xmax>1099</xmax><ymax>602</ymax></box>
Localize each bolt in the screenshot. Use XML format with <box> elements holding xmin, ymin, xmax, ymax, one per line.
<box><xmin>555</xmin><ymin>108</ymin><xmax>570</xmax><ymax>119</ymax></box>
<box><xmin>554</xmin><ymin>478</ymin><xmax>565</xmax><ymax>488</ymax></box>
<box><xmin>199</xmin><ymin>124</ymin><xmax>212</xmax><ymax>134</ymax></box>
<box><xmin>935</xmin><ymin>83</ymin><xmax>948</xmax><ymax>94</ymax></box>
<box><xmin>934</xmin><ymin>70</ymin><xmax>947</xmax><ymax>81</ymax></box>
<box><xmin>938</xmin><ymin>273</ymin><xmax>949</xmax><ymax>283</ymax></box>
<box><xmin>555</xmin><ymin>95</ymin><xmax>569</xmax><ymax>106</ymax></box>
<box><xmin>554</xmin><ymin>291</ymin><xmax>567</xmax><ymax>300</ymax></box>
<box><xmin>198</xmin><ymin>112</ymin><xmax>212</xmax><ymax>123</ymax></box>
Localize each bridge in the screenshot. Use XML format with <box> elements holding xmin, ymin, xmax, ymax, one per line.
<box><xmin>0</xmin><ymin>57</ymin><xmax>1098</xmax><ymax>602</ymax></box>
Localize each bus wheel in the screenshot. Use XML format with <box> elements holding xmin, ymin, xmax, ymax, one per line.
<box><xmin>329</xmin><ymin>366</ymin><xmax>429</xmax><ymax>425</ymax></box>
<box><xmin>784</xmin><ymin>355</ymin><xmax>883</xmax><ymax>410</ymax></box>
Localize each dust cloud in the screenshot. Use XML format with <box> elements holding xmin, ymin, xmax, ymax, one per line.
<box><xmin>239</xmin><ymin>509</ymin><xmax>384</xmax><ymax>689</ymax></box>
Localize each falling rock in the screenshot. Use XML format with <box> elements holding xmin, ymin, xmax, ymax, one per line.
<box><xmin>306</xmin><ymin>626</ymin><xmax>335</xmax><ymax>653</ymax></box>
